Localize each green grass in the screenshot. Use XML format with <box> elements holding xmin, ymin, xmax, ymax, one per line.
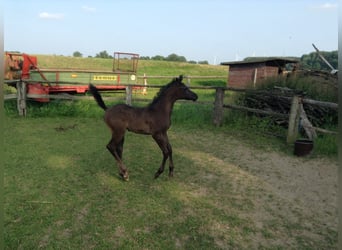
<box><xmin>3</xmin><ymin>117</ymin><xmax>250</xmax><ymax>249</ymax></box>
<box><xmin>4</xmin><ymin>115</ymin><xmax>337</xmax><ymax>249</ymax></box>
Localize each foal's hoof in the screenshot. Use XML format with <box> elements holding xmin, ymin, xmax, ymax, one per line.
<box><xmin>120</xmin><ymin>172</ymin><xmax>129</xmax><ymax>181</ymax></box>
<box><xmin>154</xmin><ymin>171</ymin><xmax>163</xmax><ymax>179</ymax></box>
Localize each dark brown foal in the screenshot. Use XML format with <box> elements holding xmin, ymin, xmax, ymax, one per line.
<box><xmin>89</xmin><ymin>75</ymin><xmax>198</xmax><ymax>181</ymax></box>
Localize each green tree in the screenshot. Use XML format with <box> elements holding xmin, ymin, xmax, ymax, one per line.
<box><xmin>300</xmin><ymin>50</ymin><xmax>337</xmax><ymax>71</ymax></box>
<box><xmin>73</xmin><ymin>51</ymin><xmax>83</xmax><ymax>57</ymax></box>
<box><xmin>95</xmin><ymin>50</ymin><xmax>112</xmax><ymax>59</ymax></box>
<box><xmin>151</xmin><ymin>55</ymin><xmax>165</xmax><ymax>60</ymax></box>
<box><xmin>166</xmin><ymin>53</ymin><xmax>187</xmax><ymax>62</ymax></box>
<box><xmin>198</xmin><ymin>60</ymin><xmax>209</xmax><ymax>65</ymax></box>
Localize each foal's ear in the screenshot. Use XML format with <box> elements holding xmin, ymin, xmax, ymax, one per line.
<box><xmin>178</xmin><ymin>75</ymin><xmax>183</xmax><ymax>81</ymax></box>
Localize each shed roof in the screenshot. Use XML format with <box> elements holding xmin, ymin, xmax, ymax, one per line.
<box><xmin>220</xmin><ymin>57</ymin><xmax>299</xmax><ymax>66</ymax></box>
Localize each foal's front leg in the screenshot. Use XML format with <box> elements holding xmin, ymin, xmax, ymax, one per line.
<box><xmin>152</xmin><ymin>132</ymin><xmax>173</xmax><ymax>179</ymax></box>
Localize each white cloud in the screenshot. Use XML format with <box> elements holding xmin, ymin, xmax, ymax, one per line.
<box><xmin>39</xmin><ymin>12</ymin><xmax>64</xmax><ymax>20</ymax></box>
<box><xmin>82</xmin><ymin>5</ymin><xmax>96</xmax><ymax>12</ymax></box>
<box><xmin>311</xmin><ymin>2</ymin><xmax>338</xmax><ymax>10</ymax></box>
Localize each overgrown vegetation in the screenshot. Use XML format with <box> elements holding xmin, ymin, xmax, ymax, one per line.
<box><xmin>256</xmin><ymin>73</ymin><xmax>338</xmax><ymax>102</ymax></box>
<box><xmin>230</xmin><ymin>73</ymin><xmax>338</xmax><ymax>157</ymax></box>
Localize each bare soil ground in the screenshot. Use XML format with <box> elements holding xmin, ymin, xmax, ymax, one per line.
<box><xmin>230</xmin><ymin>143</ymin><xmax>337</xmax><ymax>248</ymax></box>
<box><xmin>175</xmin><ymin>130</ymin><xmax>338</xmax><ymax>248</ymax></box>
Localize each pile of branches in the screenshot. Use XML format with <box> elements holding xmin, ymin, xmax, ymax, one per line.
<box><xmin>241</xmin><ymin>86</ymin><xmax>337</xmax><ymax>127</ymax></box>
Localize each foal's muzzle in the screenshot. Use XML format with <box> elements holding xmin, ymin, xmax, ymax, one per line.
<box><xmin>190</xmin><ymin>91</ymin><xmax>198</xmax><ymax>101</ymax></box>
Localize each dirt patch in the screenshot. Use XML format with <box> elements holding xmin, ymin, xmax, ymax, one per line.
<box><xmin>231</xmin><ymin>144</ymin><xmax>337</xmax><ymax>227</ymax></box>
<box><xmin>235</xmin><ymin>149</ymin><xmax>337</xmax><ymax>248</ymax></box>
<box><xmin>175</xmin><ymin>131</ymin><xmax>338</xmax><ymax>248</ymax></box>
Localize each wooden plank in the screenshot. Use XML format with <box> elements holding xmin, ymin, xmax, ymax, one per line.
<box><xmin>299</xmin><ymin>103</ymin><xmax>317</xmax><ymax>140</ymax></box>
<box><xmin>4</xmin><ymin>94</ymin><xmax>17</xmax><ymax>100</ymax></box>
<box><xmin>313</xmin><ymin>127</ymin><xmax>338</xmax><ymax>135</ymax></box>
<box><xmin>275</xmin><ymin>96</ymin><xmax>337</xmax><ymax>110</ymax></box>
<box><xmin>253</xmin><ymin>68</ymin><xmax>257</xmax><ymax>87</ymax></box>
<box><xmin>287</xmin><ymin>96</ymin><xmax>300</xmax><ymax>144</ymax></box>
<box><xmin>213</xmin><ymin>88</ymin><xmax>225</xmax><ymax>126</ymax></box>
<box><xmin>312</xmin><ymin>43</ymin><xmax>337</xmax><ymax>73</ymax></box>
<box><xmin>126</xmin><ymin>85</ymin><xmax>132</xmax><ymax>106</ymax></box>
<box><xmin>223</xmin><ymin>104</ymin><xmax>288</xmax><ymax>118</ymax></box>
<box><xmin>27</xmin><ymin>93</ymin><xmax>124</xmax><ymax>102</ymax></box>
<box><xmin>16</xmin><ymin>81</ymin><xmax>27</xmax><ymax>116</ymax></box>
<box><xmin>301</xmin><ymin>98</ymin><xmax>338</xmax><ymax>110</ymax></box>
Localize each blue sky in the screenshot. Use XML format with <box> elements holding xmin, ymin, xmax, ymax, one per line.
<box><xmin>4</xmin><ymin>0</ymin><xmax>338</xmax><ymax>64</ymax></box>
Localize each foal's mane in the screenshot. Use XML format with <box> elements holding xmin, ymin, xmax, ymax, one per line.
<box><xmin>148</xmin><ymin>76</ymin><xmax>183</xmax><ymax>108</ymax></box>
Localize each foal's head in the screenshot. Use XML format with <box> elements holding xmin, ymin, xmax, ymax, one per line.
<box><xmin>169</xmin><ymin>75</ymin><xmax>198</xmax><ymax>101</ymax></box>
<box><xmin>149</xmin><ymin>75</ymin><xmax>198</xmax><ymax>107</ymax></box>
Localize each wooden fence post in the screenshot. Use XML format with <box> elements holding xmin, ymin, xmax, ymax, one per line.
<box><xmin>287</xmin><ymin>95</ymin><xmax>300</xmax><ymax>144</ymax></box>
<box><xmin>126</xmin><ymin>85</ymin><xmax>132</xmax><ymax>106</ymax></box>
<box><xmin>213</xmin><ymin>87</ymin><xmax>225</xmax><ymax>126</ymax></box>
<box><xmin>142</xmin><ymin>73</ymin><xmax>147</xmax><ymax>95</ymax></box>
<box><xmin>186</xmin><ymin>76</ymin><xmax>191</xmax><ymax>87</ymax></box>
<box><xmin>16</xmin><ymin>80</ymin><xmax>27</xmax><ymax>116</ymax></box>
<box><xmin>299</xmin><ymin>102</ymin><xmax>317</xmax><ymax>140</ymax></box>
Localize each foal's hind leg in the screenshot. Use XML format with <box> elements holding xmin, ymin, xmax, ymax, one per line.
<box><xmin>116</xmin><ymin>137</ymin><xmax>124</xmax><ymax>159</ymax></box>
<box><xmin>167</xmin><ymin>143</ymin><xmax>174</xmax><ymax>177</ymax></box>
<box><xmin>107</xmin><ymin>136</ymin><xmax>129</xmax><ymax>181</ymax></box>
<box><xmin>152</xmin><ymin>132</ymin><xmax>173</xmax><ymax>179</ymax></box>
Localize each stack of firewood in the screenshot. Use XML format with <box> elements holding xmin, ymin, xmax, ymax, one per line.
<box><xmin>241</xmin><ymin>86</ymin><xmax>337</xmax><ymax>128</ymax></box>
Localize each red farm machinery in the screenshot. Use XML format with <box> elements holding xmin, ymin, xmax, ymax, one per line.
<box><xmin>4</xmin><ymin>51</ymin><xmax>140</xmax><ymax>102</ymax></box>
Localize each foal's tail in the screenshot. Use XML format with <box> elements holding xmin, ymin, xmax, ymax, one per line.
<box><xmin>88</xmin><ymin>84</ymin><xmax>107</xmax><ymax>111</ymax></box>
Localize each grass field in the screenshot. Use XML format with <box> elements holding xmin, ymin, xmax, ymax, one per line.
<box><xmin>4</xmin><ymin>112</ymin><xmax>337</xmax><ymax>249</ymax></box>
<box><xmin>34</xmin><ymin>54</ymin><xmax>228</xmax><ymax>86</ymax></box>
<box><xmin>4</xmin><ymin>55</ymin><xmax>338</xmax><ymax>248</ymax></box>
<box><xmin>5</xmin><ymin>115</ymin><xmax>254</xmax><ymax>249</ymax></box>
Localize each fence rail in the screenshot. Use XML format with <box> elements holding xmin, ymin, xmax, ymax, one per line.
<box><xmin>4</xmin><ymin>77</ymin><xmax>338</xmax><ymax>142</ymax></box>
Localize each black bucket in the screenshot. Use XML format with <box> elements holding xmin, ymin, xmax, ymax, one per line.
<box><xmin>294</xmin><ymin>139</ymin><xmax>313</xmax><ymax>156</ymax></box>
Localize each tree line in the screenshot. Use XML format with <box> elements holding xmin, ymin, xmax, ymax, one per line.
<box><xmin>300</xmin><ymin>50</ymin><xmax>337</xmax><ymax>71</ymax></box>
<box><xmin>72</xmin><ymin>50</ymin><xmax>209</xmax><ymax>64</ymax></box>
<box><xmin>73</xmin><ymin>50</ymin><xmax>337</xmax><ymax>69</ymax></box>
<box><xmin>242</xmin><ymin>51</ymin><xmax>337</xmax><ymax>72</ymax></box>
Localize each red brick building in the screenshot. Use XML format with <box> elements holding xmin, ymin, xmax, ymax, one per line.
<box><xmin>221</xmin><ymin>58</ymin><xmax>298</xmax><ymax>89</ymax></box>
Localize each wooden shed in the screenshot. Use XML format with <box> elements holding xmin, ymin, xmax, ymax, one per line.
<box><xmin>221</xmin><ymin>57</ymin><xmax>298</xmax><ymax>89</ymax></box>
